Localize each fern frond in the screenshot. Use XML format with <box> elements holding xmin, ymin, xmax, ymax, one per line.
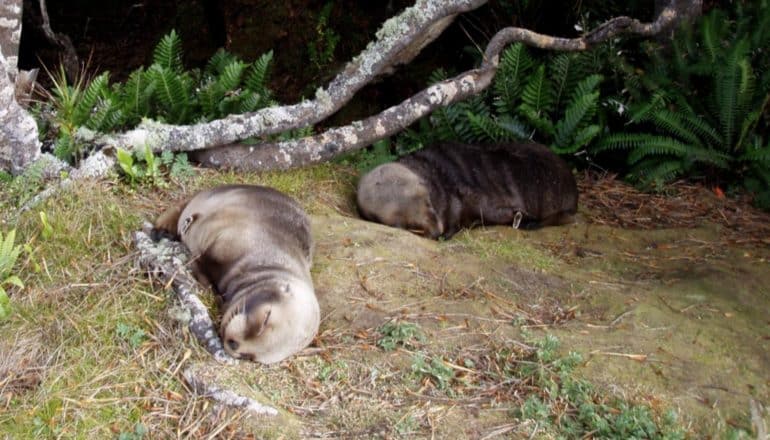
<box><xmin>632</xmin><ymin>158</ymin><xmax>687</xmax><ymax>186</ymax></box>
<box><xmin>496</xmin><ymin>115</ymin><xmax>531</xmax><ymax>140</ymax></box>
<box><xmin>625</xmin><ymin>136</ymin><xmax>730</xmax><ymax>169</ymax></box>
<box><xmin>741</xmin><ymin>142</ymin><xmax>770</xmax><ymax>164</ymax></box>
<box><xmin>153</xmin><ymin>30</ymin><xmax>184</xmax><ymax>73</ymax></box>
<box><xmin>85</xmin><ymin>97</ymin><xmax>124</xmax><ymax>132</ymax></box>
<box><xmin>237</xmin><ymin>91</ymin><xmax>262</xmax><ymax>113</ymax></box>
<box><xmin>147</xmin><ymin>65</ymin><xmax>190</xmax><ymax>123</ymax></box>
<box><xmin>121</xmin><ymin>68</ymin><xmax>155</xmax><ymax>121</ymax></box>
<box><xmin>627</xmin><ymin>92</ymin><xmax>668</xmax><ymax>124</ymax></box>
<box><xmin>205</xmin><ymin>49</ymin><xmax>238</xmax><ymax>76</ymax></box>
<box><xmin>553</xmin><ymin>89</ymin><xmax>599</xmax><ymax>148</ymax></box>
<box><xmin>218</xmin><ymin>61</ymin><xmax>246</xmax><ymax>92</ymax></box>
<box><xmin>197</xmin><ymin>79</ymin><xmax>224</xmax><ymax>118</ymax></box>
<box><xmin>594</xmin><ymin>133</ymin><xmax>670</xmax><ymax>153</ymax></box>
<box><xmin>646</xmin><ymin>108</ymin><xmax>703</xmax><ymax>146</ymax></box>
<box><xmin>714</xmin><ymin>39</ymin><xmax>750</xmax><ymax>150</ymax></box>
<box><xmin>465</xmin><ymin>112</ymin><xmax>517</xmax><ymax>143</ymax></box>
<box><xmin>552</xmin><ymin>124</ymin><xmax>601</xmax><ymax>154</ymax></box>
<box><xmin>493</xmin><ymin>43</ymin><xmax>534</xmax><ymax>117</ymax></box>
<box><xmin>519</xmin><ymin>105</ymin><xmax>554</xmax><ymax>137</ymax></box>
<box><xmin>427</xmin><ymin>68</ymin><xmax>448</xmax><ymax>85</ymax></box>
<box><xmin>570</xmin><ymin>74</ymin><xmax>603</xmax><ymax>104</ymax></box>
<box><xmin>672</xmin><ymin>110</ymin><xmax>723</xmax><ymax>147</ymax></box>
<box><xmin>700</xmin><ymin>13</ymin><xmax>720</xmax><ymax>63</ymax></box>
<box><xmin>520</xmin><ymin>65</ymin><xmax>553</xmax><ymax>115</ymax></box>
<box><xmin>549</xmin><ymin>53</ymin><xmax>572</xmax><ymax>111</ymax></box>
<box><xmin>72</xmin><ymin>72</ymin><xmax>110</xmax><ymax>126</ymax></box>
<box><xmin>245</xmin><ymin>50</ymin><xmax>274</xmax><ymax>94</ymax></box>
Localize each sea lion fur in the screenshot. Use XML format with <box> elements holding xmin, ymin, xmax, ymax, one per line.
<box><xmin>356</xmin><ymin>142</ymin><xmax>578</xmax><ymax>239</ymax></box>
<box><xmin>153</xmin><ymin>184</ymin><xmax>319</xmax><ymax>364</ymax></box>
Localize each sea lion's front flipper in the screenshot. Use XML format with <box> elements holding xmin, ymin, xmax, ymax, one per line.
<box><xmin>152</xmin><ymin>197</ymin><xmax>191</xmax><ymax>240</ymax></box>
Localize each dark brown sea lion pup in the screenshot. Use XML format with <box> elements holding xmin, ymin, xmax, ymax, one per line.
<box><xmin>356</xmin><ymin>142</ymin><xmax>578</xmax><ymax>239</ymax></box>
<box><xmin>153</xmin><ymin>185</ymin><xmax>320</xmax><ymax>364</ymax></box>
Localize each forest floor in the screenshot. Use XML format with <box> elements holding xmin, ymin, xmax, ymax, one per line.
<box><xmin>0</xmin><ymin>164</ymin><xmax>768</xmax><ymax>439</ymax></box>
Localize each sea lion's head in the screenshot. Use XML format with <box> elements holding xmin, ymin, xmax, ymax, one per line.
<box><xmin>220</xmin><ymin>280</ymin><xmax>320</xmax><ymax>364</ymax></box>
<box><xmin>356</xmin><ymin>163</ymin><xmax>443</xmax><ymax>238</ymax></box>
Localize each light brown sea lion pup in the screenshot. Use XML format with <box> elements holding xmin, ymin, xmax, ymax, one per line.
<box><xmin>153</xmin><ymin>184</ymin><xmax>320</xmax><ymax>364</ymax></box>
<box><xmin>356</xmin><ymin>142</ymin><xmax>578</xmax><ymax>239</ymax></box>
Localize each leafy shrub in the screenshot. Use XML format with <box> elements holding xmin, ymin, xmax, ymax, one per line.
<box><xmin>0</xmin><ymin>230</ymin><xmax>24</xmax><ymax>321</ymax></box>
<box><xmin>116</xmin><ymin>146</ymin><xmax>194</xmax><ymax>188</ymax></box>
<box><xmin>395</xmin><ymin>43</ymin><xmax>607</xmax><ymax>157</ymax></box>
<box><xmin>595</xmin><ymin>2</ymin><xmax>770</xmax><ymax>205</ymax></box>
<box><xmin>377</xmin><ymin>320</ymin><xmax>424</xmax><ymax>351</ymax></box>
<box><xmin>40</xmin><ymin>30</ymin><xmax>278</xmax><ymax>165</ymax></box>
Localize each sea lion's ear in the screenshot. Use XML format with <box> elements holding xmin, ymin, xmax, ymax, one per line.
<box><xmin>153</xmin><ymin>197</ymin><xmax>191</xmax><ymax>239</ymax></box>
<box><xmin>180</xmin><ymin>213</ymin><xmax>199</xmax><ymax>235</ymax></box>
<box><xmin>245</xmin><ymin>307</ymin><xmax>271</xmax><ymax>339</ymax></box>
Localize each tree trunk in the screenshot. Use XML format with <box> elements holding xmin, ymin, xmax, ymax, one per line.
<box><xmin>0</xmin><ymin>0</ymin><xmax>41</xmax><ymax>175</ymax></box>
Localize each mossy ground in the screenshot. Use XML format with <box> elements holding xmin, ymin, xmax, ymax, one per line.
<box><xmin>0</xmin><ymin>164</ymin><xmax>768</xmax><ymax>438</ymax></box>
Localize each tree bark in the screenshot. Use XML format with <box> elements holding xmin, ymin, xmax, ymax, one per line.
<box><xmin>0</xmin><ymin>0</ymin><xmax>41</xmax><ymax>175</ymax></box>
<box><xmin>189</xmin><ymin>0</ymin><xmax>695</xmax><ymax>171</ymax></box>
<box><xmin>22</xmin><ymin>0</ymin><xmax>697</xmax><ymax>178</ymax></box>
<box><xmin>132</xmin><ymin>223</ymin><xmax>236</xmax><ymax>365</ymax></box>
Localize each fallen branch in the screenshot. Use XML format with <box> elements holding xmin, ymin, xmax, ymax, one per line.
<box><xmin>82</xmin><ymin>0</ymin><xmax>694</xmax><ymax>171</ymax></box>
<box><xmin>132</xmin><ymin>223</ymin><xmax>235</xmax><ymax>365</ymax></box>
<box><xmin>84</xmin><ymin>0</ymin><xmax>488</xmax><ymax>154</ymax></box>
<box><xmin>589</xmin><ymin>351</ymin><xmax>648</xmax><ymax>362</ymax></box>
<box><xmin>156</xmin><ymin>0</ymin><xmax>693</xmax><ymax>172</ymax></box>
<box><xmin>183</xmin><ymin>367</ymin><xmax>278</xmax><ymax>417</ymax></box>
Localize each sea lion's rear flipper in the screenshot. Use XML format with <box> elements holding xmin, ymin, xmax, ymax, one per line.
<box><xmin>151</xmin><ymin>197</ymin><xmax>191</xmax><ymax>241</ymax></box>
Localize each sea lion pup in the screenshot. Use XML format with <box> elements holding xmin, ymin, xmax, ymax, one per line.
<box><xmin>153</xmin><ymin>185</ymin><xmax>320</xmax><ymax>364</ymax></box>
<box><xmin>356</xmin><ymin>142</ymin><xmax>578</xmax><ymax>239</ymax></box>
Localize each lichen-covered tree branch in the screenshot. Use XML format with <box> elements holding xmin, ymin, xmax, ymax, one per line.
<box><xmin>83</xmin><ymin>0</ymin><xmax>698</xmax><ymax>173</ymax></box>
<box><xmin>2</xmin><ymin>0</ymin><xmax>699</xmax><ymax>177</ymax></box>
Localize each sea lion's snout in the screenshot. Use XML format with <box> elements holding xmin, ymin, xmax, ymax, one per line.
<box><xmin>220</xmin><ymin>281</ymin><xmax>319</xmax><ymax>364</ymax></box>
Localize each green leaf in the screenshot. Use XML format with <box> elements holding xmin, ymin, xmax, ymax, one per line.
<box><xmin>72</xmin><ymin>72</ymin><xmax>110</xmax><ymax>126</ymax></box>
<box><xmin>0</xmin><ymin>289</ymin><xmax>10</xmax><ymax>321</ymax></box>
<box><xmin>152</xmin><ymin>30</ymin><xmax>184</xmax><ymax>73</ymax></box>
<box><xmin>244</xmin><ymin>51</ymin><xmax>274</xmax><ymax>98</ymax></box>
<box><xmin>4</xmin><ymin>275</ymin><xmax>23</xmax><ymax>289</ymax></box>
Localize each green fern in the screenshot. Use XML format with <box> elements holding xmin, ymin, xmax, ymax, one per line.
<box><xmin>146</xmin><ymin>65</ymin><xmax>191</xmax><ymax>124</ymax></box>
<box><xmin>85</xmin><ymin>97</ymin><xmax>124</xmax><ymax>132</ymax></box>
<box><xmin>520</xmin><ymin>65</ymin><xmax>553</xmax><ymax>121</ymax></box>
<box><xmin>600</xmin><ymin>1</ymin><xmax>770</xmax><ymax>195</ymax></box>
<box><xmin>153</xmin><ymin>29</ymin><xmax>184</xmax><ymax>73</ymax></box>
<box><xmin>553</xmin><ymin>75</ymin><xmax>602</xmax><ymax>151</ymax></box>
<box><xmin>72</xmin><ymin>72</ymin><xmax>110</xmax><ymax>126</ymax></box>
<box><xmin>205</xmin><ymin>49</ymin><xmax>238</xmax><ymax>77</ymax></box>
<box><xmin>245</xmin><ymin>51</ymin><xmax>273</xmax><ymax>94</ymax></box>
<box><xmin>120</xmin><ymin>68</ymin><xmax>155</xmax><ymax>123</ymax></box>
<box><xmin>466</xmin><ymin>112</ymin><xmax>518</xmax><ymax>143</ymax></box>
<box><xmin>493</xmin><ymin>43</ymin><xmax>535</xmax><ymax>117</ymax></box>
<box><xmin>219</xmin><ymin>61</ymin><xmax>246</xmax><ymax>91</ymax></box>
<box><xmin>398</xmin><ymin>42</ymin><xmax>606</xmax><ymax>156</ymax></box>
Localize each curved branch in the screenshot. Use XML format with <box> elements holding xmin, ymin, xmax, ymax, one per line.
<box><xmin>132</xmin><ymin>224</ymin><xmax>236</xmax><ymax>365</ymax></box>
<box><xmin>192</xmin><ymin>67</ymin><xmax>497</xmax><ymax>170</ymax></box>
<box><xmin>193</xmin><ymin>0</ymin><xmax>696</xmax><ymax>172</ymax></box>
<box><xmin>87</xmin><ymin>0</ymin><xmax>487</xmax><ymax>153</ymax></box>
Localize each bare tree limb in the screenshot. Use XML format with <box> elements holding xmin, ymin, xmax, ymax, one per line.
<box><xmin>132</xmin><ymin>223</ymin><xmax>236</xmax><ymax>365</ymax></box>
<box><xmin>193</xmin><ymin>0</ymin><xmax>696</xmax><ymax>171</ymax></box>
<box><xmin>85</xmin><ymin>0</ymin><xmax>488</xmax><ymax>154</ymax></box>
<box><xmin>183</xmin><ymin>366</ymin><xmax>278</xmax><ymax>417</ymax></box>
<box><xmin>43</xmin><ymin>0</ymin><xmax>697</xmax><ymax>176</ymax></box>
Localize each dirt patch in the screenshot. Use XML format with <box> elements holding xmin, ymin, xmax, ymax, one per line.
<box><xmin>2</xmin><ymin>168</ymin><xmax>769</xmax><ymax>438</ymax></box>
